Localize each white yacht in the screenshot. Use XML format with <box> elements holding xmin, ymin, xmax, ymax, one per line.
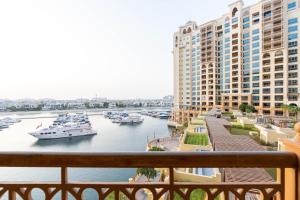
<box><xmin>28</xmin><ymin>123</ymin><xmax>97</xmax><ymax>139</ymax></box>
<box><xmin>0</xmin><ymin>121</ymin><xmax>9</xmax><ymax>129</ymax></box>
<box><xmin>1</xmin><ymin>117</ymin><xmax>21</xmax><ymax>124</ymax></box>
<box><xmin>53</xmin><ymin>113</ymin><xmax>90</xmax><ymax>126</ymax></box>
<box><xmin>120</xmin><ymin>115</ymin><xmax>144</xmax><ymax>124</ymax></box>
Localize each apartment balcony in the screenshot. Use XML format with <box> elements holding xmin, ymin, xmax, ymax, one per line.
<box><xmin>0</xmin><ymin>151</ymin><xmax>294</xmax><ymax>200</ymax></box>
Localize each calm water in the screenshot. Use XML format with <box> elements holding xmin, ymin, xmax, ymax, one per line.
<box><xmin>0</xmin><ymin>111</ymin><xmax>171</xmax><ymax>199</ymax></box>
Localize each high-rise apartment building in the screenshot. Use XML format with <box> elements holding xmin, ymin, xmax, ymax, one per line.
<box><xmin>172</xmin><ymin>0</ymin><xmax>300</xmax><ymax>123</ymax></box>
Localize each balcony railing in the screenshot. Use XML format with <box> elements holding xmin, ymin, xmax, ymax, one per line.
<box><xmin>0</xmin><ymin>151</ymin><xmax>297</xmax><ymax>200</ymax></box>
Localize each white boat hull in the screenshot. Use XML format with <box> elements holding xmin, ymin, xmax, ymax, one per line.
<box><xmin>29</xmin><ymin>128</ymin><xmax>97</xmax><ymax>140</ymax></box>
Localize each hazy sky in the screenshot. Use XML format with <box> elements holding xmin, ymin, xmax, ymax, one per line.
<box><xmin>0</xmin><ymin>0</ymin><xmax>257</xmax><ymax>100</ymax></box>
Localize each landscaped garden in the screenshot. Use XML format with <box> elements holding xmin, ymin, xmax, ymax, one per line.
<box><xmin>228</xmin><ymin>122</ymin><xmax>260</xmax><ymax>141</ymax></box>
<box><xmin>184</xmin><ymin>134</ymin><xmax>209</xmax><ymax>146</ymax></box>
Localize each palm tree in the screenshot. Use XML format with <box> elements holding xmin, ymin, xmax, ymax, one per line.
<box><xmin>281</xmin><ymin>104</ymin><xmax>289</xmax><ymax>118</ymax></box>
<box><xmin>287</xmin><ymin>104</ymin><xmax>300</xmax><ymax>121</ymax></box>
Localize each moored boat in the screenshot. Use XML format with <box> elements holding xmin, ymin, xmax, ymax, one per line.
<box><xmin>28</xmin><ymin>123</ymin><xmax>97</xmax><ymax>139</ymax></box>
<box><xmin>120</xmin><ymin>115</ymin><xmax>144</xmax><ymax>124</ymax></box>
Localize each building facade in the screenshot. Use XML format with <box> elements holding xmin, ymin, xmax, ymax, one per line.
<box><xmin>172</xmin><ymin>0</ymin><xmax>300</xmax><ymax>123</ymax></box>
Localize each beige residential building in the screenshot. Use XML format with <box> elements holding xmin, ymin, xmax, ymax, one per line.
<box><xmin>172</xmin><ymin>0</ymin><xmax>300</xmax><ymax>123</ymax></box>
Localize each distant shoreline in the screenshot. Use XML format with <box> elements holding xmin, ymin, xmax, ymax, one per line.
<box><xmin>0</xmin><ymin>106</ymin><xmax>171</xmax><ymax>117</ymax></box>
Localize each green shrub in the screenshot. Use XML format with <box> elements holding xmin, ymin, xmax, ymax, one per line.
<box><xmin>149</xmin><ymin>146</ymin><xmax>165</xmax><ymax>151</ymax></box>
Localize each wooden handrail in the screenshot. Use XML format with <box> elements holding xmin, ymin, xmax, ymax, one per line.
<box><xmin>0</xmin><ymin>151</ymin><xmax>296</xmax><ymax>168</ymax></box>
<box><xmin>0</xmin><ymin>151</ymin><xmax>296</xmax><ymax>199</ymax></box>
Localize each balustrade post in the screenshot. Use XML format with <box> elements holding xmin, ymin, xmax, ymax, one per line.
<box><xmin>169</xmin><ymin>167</ymin><xmax>174</xmax><ymax>200</ymax></box>
<box><xmin>8</xmin><ymin>190</ymin><xmax>16</xmax><ymax>200</ymax></box>
<box><xmin>278</xmin><ymin>122</ymin><xmax>300</xmax><ymax>200</ymax></box>
<box><xmin>61</xmin><ymin>167</ymin><xmax>68</xmax><ymax>200</ymax></box>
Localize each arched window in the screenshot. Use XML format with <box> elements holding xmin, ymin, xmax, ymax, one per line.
<box><xmin>232</xmin><ymin>7</ymin><xmax>238</xmax><ymax>17</ymax></box>
<box><xmin>183</xmin><ymin>29</ymin><xmax>186</xmax><ymax>34</ymax></box>
<box><xmin>275</xmin><ymin>50</ymin><xmax>283</xmax><ymax>57</ymax></box>
<box><xmin>263</xmin><ymin>53</ymin><xmax>270</xmax><ymax>59</ymax></box>
<box><xmin>187</xmin><ymin>27</ymin><xmax>192</xmax><ymax>33</ymax></box>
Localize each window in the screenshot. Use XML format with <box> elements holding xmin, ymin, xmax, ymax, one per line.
<box><xmin>288</xmin><ymin>41</ymin><xmax>298</xmax><ymax>47</ymax></box>
<box><xmin>243</xmin><ymin>84</ymin><xmax>250</xmax><ymax>88</ymax></box>
<box><xmin>275</xmin><ymin>80</ymin><xmax>283</xmax><ymax>86</ymax></box>
<box><xmin>232</xmin><ymin>17</ymin><xmax>238</xmax><ymax>23</ymax></box>
<box><xmin>243</xmin><ymin>58</ymin><xmax>250</xmax><ymax>63</ymax></box>
<box><xmin>288</xmin><ymin>2</ymin><xmax>297</xmax><ymax>11</ymax></box>
<box><xmin>288</xmin><ymin>80</ymin><xmax>298</xmax><ymax>85</ymax></box>
<box><xmin>275</xmin><ymin>88</ymin><xmax>283</xmax><ymax>93</ymax></box>
<box><xmin>289</xmin><ymin>57</ymin><xmax>298</xmax><ymax>63</ymax></box>
<box><xmin>275</xmin><ymin>95</ymin><xmax>283</xmax><ymax>101</ymax></box>
<box><xmin>252</xmin><ymin>12</ymin><xmax>259</xmax><ymax>18</ymax></box>
<box><xmin>252</xmin><ymin>55</ymin><xmax>259</xmax><ymax>61</ymax></box>
<box><xmin>288</xmin><ymin>88</ymin><xmax>298</xmax><ymax>93</ymax></box>
<box><xmin>253</xmin><ymin>68</ymin><xmax>260</xmax><ymax>74</ymax></box>
<box><xmin>288</xmin><ymin>33</ymin><xmax>298</xmax><ymax>40</ymax></box>
<box><xmin>289</xmin><ymin>72</ymin><xmax>298</xmax><ymax>78</ymax></box>
<box><xmin>252</xmin><ymin>49</ymin><xmax>259</xmax><ymax>54</ymax></box>
<box><xmin>288</xmin><ymin>49</ymin><xmax>298</xmax><ymax>55</ymax></box>
<box><xmin>243</xmin><ymin>45</ymin><xmax>250</xmax><ymax>51</ymax></box>
<box><xmin>263</xmin><ymin>88</ymin><xmax>270</xmax><ymax>93</ymax></box>
<box><xmin>252</xmin><ymin>29</ymin><xmax>259</xmax><ymax>35</ymax></box>
<box><xmin>253</xmin><ymin>83</ymin><xmax>259</xmax><ymax>87</ymax></box>
<box><xmin>288</xmin><ymin>18</ymin><xmax>298</xmax><ymax>25</ymax></box>
<box><xmin>288</xmin><ymin>95</ymin><xmax>298</xmax><ymax>101</ymax></box>
<box><xmin>243</xmin><ymin>52</ymin><xmax>250</xmax><ymax>57</ymax></box>
<box><xmin>288</xmin><ymin>26</ymin><xmax>298</xmax><ymax>32</ymax></box>
<box><xmin>253</xmin><ymin>90</ymin><xmax>259</xmax><ymax>95</ymax></box>
<box><xmin>243</xmin><ymin>33</ymin><xmax>250</xmax><ymax>38</ymax></box>
<box><xmin>243</xmin><ymin>17</ymin><xmax>250</xmax><ymax>23</ymax></box>
<box><xmin>263</xmin><ymin>11</ymin><xmax>272</xmax><ymax>17</ymax></box>
<box><xmin>289</xmin><ymin>64</ymin><xmax>298</xmax><ymax>70</ymax></box>
<box><xmin>252</xmin><ymin>42</ymin><xmax>259</xmax><ymax>48</ymax></box>
<box><xmin>252</xmin><ymin>76</ymin><xmax>259</xmax><ymax>81</ymax></box>
<box><xmin>252</xmin><ymin>35</ymin><xmax>259</xmax><ymax>41</ymax></box>
<box><xmin>252</xmin><ymin>62</ymin><xmax>260</xmax><ymax>68</ymax></box>
<box><xmin>243</xmin><ymin>23</ymin><xmax>250</xmax><ymax>29</ymax></box>
<box><xmin>243</xmin><ymin>39</ymin><xmax>250</xmax><ymax>44</ymax></box>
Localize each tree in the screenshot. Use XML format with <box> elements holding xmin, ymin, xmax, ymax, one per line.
<box><xmin>239</xmin><ymin>104</ymin><xmax>256</xmax><ymax>113</ymax></box>
<box><xmin>281</xmin><ymin>104</ymin><xmax>289</xmax><ymax>117</ymax></box>
<box><xmin>245</xmin><ymin>105</ymin><xmax>256</xmax><ymax>113</ymax></box>
<box><xmin>6</xmin><ymin>106</ymin><xmax>17</xmax><ymax>112</ymax></box>
<box><xmin>84</xmin><ymin>102</ymin><xmax>90</xmax><ymax>109</ymax></box>
<box><xmin>288</xmin><ymin>104</ymin><xmax>300</xmax><ymax>121</ymax></box>
<box><xmin>239</xmin><ymin>104</ymin><xmax>247</xmax><ymax>112</ymax></box>
<box><xmin>136</xmin><ymin>168</ymin><xmax>157</xmax><ymax>182</ymax></box>
<box><xmin>103</xmin><ymin>102</ymin><xmax>109</xmax><ymax>108</ymax></box>
<box><xmin>282</xmin><ymin>104</ymin><xmax>300</xmax><ymax>121</ymax></box>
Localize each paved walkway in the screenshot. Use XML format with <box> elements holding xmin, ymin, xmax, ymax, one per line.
<box><xmin>205</xmin><ymin>116</ymin><xmax>273</xmax><ymax>182</ymax></box>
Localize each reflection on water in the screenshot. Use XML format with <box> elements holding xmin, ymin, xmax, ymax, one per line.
<box><xmin>0</xmin><ymin>111</ymin><xmax>171</xmax><ymax>199</ymax></box>
<box><xmin>32</xmin><ymin>135</ymin><xmax>95</xmax><ymax>147</ymax></box>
